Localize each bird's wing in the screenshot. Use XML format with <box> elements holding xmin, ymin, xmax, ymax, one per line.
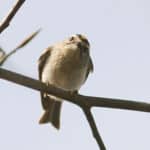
<box><xmin>38</xmin><ymin>47</ymin><xmax>52</xmax><ymax>109</ymax></box>
<box><xmin>38</xmin><ymin>47</ymin><xmax>52</xmax><ymax>80</ymax></box>
<box><xmin>85</xmin><ymin>57</ymin><xmax>94</xmax><ymax>80</ymax></box>
<box><xmin>89</xmin><ymin>57</ymin><xmax>94</xmax><ymax>72</ymax></box>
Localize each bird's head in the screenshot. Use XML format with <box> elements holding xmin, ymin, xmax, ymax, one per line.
<box><xmin>64</xmin><ymin>34</ymin><xmax>90</xmax><ymax>55</ymax></box>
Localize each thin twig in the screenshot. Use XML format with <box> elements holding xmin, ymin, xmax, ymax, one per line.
<box><xmin>0</xmin><ymin>47</ymin><xmax>6</xmax><ymax>64</ymax></box>
<box><xmin>83</xmin><ymin>107</ymin><xmax>106</xmax><ymax>150</ymax></box>
<box><xmin>0</xmin><ymin>29</ymin><xmax>41</xmax><ymax>66</ymax></box>
<box><xmin>0</xmin><ymin>0</ymin><xmax>25</xmax><ymax>33</ymax></box>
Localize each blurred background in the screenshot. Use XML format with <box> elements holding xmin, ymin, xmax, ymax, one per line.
<box><xmin>0</xmin><ymin>0</ymin><xmax>150</xmax><ymax>149</ymax></box>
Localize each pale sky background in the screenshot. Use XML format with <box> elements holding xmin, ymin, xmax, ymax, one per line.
<box><xmin>1</xmin><ymin>0</ymin><xmax>150</xmax><ymax>149</ymax></box>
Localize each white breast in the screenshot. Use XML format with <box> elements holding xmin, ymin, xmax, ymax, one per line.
<box><xmin>42</xmin><ymin>47</ymin><xmax>89</xmax><ymax>91</ymax></box>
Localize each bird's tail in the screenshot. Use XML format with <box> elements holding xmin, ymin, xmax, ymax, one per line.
<box><xmin>39</xmin><ymin>98</ymin><xmax>62</xmax><ymax>130</ymax></box>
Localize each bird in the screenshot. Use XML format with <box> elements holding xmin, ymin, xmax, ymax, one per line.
<box><xmin>38</xmin><ymin>34</ymin><xmax>94</xmax><ymax>129</ymax></box>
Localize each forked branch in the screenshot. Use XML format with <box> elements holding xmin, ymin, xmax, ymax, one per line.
<box><xmin>1</xmin><ymin>68</ymin><xmax>150</xmax><ymax>149</ymax></box>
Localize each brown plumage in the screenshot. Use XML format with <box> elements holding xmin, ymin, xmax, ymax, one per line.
<box><xmin>38</xmin><ymin>34</ymin><xmax>93</xmax><ymax>129</ymax></box>
<box><xmin>38</xmin><ymin>47</ymin><xmax>62</xmax><ymax>129</ymax></box>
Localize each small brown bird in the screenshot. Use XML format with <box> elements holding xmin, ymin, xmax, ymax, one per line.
<box><xmin>38</xmin><ymin>34</ymin><xmax>93</xmax><ymax>129</ymax></box>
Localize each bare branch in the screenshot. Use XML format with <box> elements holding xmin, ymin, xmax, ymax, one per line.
<box><xmin>1</xmin><ymin>68</ymin><xmax>150</xmax><ymax>113</ymax></box>
<box><xmin>0</xmin><ymin>29</ymin><xmax>41</xmax><ymax>66</ymax></box>
<box><xmin>0</xmin><ymin>0</ymin><xmax>25</xmax><ymax>33</ymax></box>
<box><xmin>1</xmin><ymin>68</ymin><xmax>150</xmax><ymax>149</ymax></box>
<box><xmin>14</xmin><ymin>28</ymin><xmax>41</xmax><ymax>50</ymax></box>
<box><xmin>87</xmin><ymin>97</ymin><xmax>150</xmax><ymax>112</ymax></box>
<box><xmin>83</xmin><ymin>107</ymin><xmax>106</xmax><ymax>150</ymax></box>
<box><xmin>0</xmin><ymin>47</ymin><xmax>6</xmax><ymax>64</ymax></box>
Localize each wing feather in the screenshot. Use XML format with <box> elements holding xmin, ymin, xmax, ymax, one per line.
<box><xmin>85</xmin><ymin>57</ymin><xmax>94</xmax><ymax>81</ymax></box>
<box><xmin>38</xmin><ymin>47</ymin><xmax>52</xmax><ymax>80</ymax></box>
<box><xmin>38</xmin><ymin>47</ymin><xmax>52</xmax><ymax>109</ymax></box>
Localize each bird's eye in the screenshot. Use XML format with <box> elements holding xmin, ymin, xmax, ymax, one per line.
<box><xmin>69</xmin><ymin>36</ymin><xmax>74</xmax><ymax>41</ymax></box>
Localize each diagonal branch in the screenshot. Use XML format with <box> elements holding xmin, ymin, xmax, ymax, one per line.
<box><xmin>0</xmin><ymin>47</ymin><xmax>6</xmax><ymax>63</ymax></box>
<box><xmin>1</xmin><ymin>68</ymin><xmax>150</xmax><ymax>149</ymax></box>
<box><xmin>0</xmin><ymin>0</ymin><xmax>25</xmax><ymax>33</ymax></box>
<box><xmin>0</xmin><ymin>28</ymin><xmax>41</xmax><ymax>66</ymax></box>
<box><xmin>83</xmin><ymin>107</ymin><xmax>106</xmax><ymax>150</ymax></box>
<box><xmin>82</xmin><ymin>96</ymin><xmax>150</xmax><ymax>112</ymax></box>
<box><xmin>1</xmin><ymin>68</ymin><xmax>150</xmax><ymax>113</ymax></box>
